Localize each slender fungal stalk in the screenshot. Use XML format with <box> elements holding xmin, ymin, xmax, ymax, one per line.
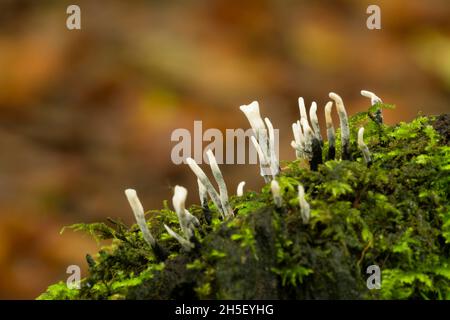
<box><xmin>329</xmin><ymin>92</ymin><xmax>351</xmax><ymax>160</ymax></box>
<box><xmin>309</xmin><ymin>102</ymin><xmax>323</xmax><ymax>145</ymax></box>
<box><xmin>310</xmin><ymin>134</ymin><xmax>323</xmax><ymax>171</ymax></box>
<box><xmin>361</xmin><ymin>90</ymin><xmax>382</xmax><ymax>106</ymax></box>
<box><xmin>301</xmin><ymin>118</ymin><xmax>314</xmax><ymax>161</ymax></box>
<box><xmin>361</xmin><ymin>89</ymin><xmax>383</xmax><ymax>124</ymax></box>
<box><xmin>239</xmin><ymin>101</ymin><xmax>266</xmax><ymax>133</ymax></box>
<box><xmin>291</xmin><ymin>140</ymin><xmax>302</xmax><ymax>159</ymax></box>
<box><xmin>172</xmin><ymin>186</ymin><xmax>195</xmax><ymax>239</ymax></box>
<box><xmin>292</xmin><ymin>122</ymin><xmax>304</xmax><ymax>159</ymax></box>
<box><xmin>186</xmin><ymin>157</ymin><xmax>224</xmax><ymax>218</ymax></box>
<box><xmin>164</xmin><ymin>224</ymin><xmax>194</xmax><ymax>251</ymax></box>
<box><xmin>124</xmin><ymin>189</ymin><xmax>156</xmax><ymax>247</ymax></box>
<box><xmin>250</xmin><ymin>136</ymin><xmax>273</xmax><ymax>182</ymax></box>
<box><xmin>240</xmin><ymin>101</ymin><xmax>272</xmax><ymax>179</ymax></box>
<box><xmin>172</xmin><ymin>186</ymin><xmax>189</xmax><ymax>237</ymax></box>
<box><xmin>271</xmin><ymin>180</ymin><xmax>282</xmax><ymax>208</ymax></box>
<box><xmin>264</xmin><ymin>117</ymin><xmax>280</xmax><ymax>176</ymax></box>
<box><xmin>324</xmin><ymin>101</ymin><xmax>336</xmax><ymax>160</ymax></box>
<box><xmin>357</xmin><ymin>127</ymin><xmax>372</xmax><ymax>167</ymax></box>
<box><xmin>206</xmin><ymin>150</ymin><xmax>234</xmax><ymax>218</ymax></box>
<box><xmin>236</xmin><ymin>181</ymin><xmax>246</xmax><ymax>197</ymax></box>
<box><xmin>197</xmin><ymin>178</ymin><xmax>212</xmax><ymax>225</ymax></box>
<box><xmin>197</xmin><ymin>178</ymin><xmax>208</xmax><ymax>208</ymax></box>
<box><xmin>298</xmin><ymin>97</ymin><xmax>308</xmax><ymax>121</ymax></box>
<box><xmin>298</xmin><ymin>184</ymin><xmax>310</xmax><ymax>224</ymax></box>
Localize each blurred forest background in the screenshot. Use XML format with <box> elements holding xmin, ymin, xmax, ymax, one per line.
<box><xmin>0</xmin><ymin>0</ymin><xmax>449</xmax><ymax>299</ymax></box>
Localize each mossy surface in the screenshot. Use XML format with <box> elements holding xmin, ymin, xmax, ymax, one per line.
<box><xmin>38</xmin><ymin>109</ymin><xmax>450</xmax><ymax>300</ymax></box>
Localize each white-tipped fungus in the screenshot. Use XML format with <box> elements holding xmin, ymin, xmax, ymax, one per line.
<box><xmin>357</xmin><ymin>127</ymin><xmax>372</xmax><ymax>166</ymax></box>
<box><xmin>250</xmin><ymin>136</ymin><xmax>273</xmax><ymax>182</ymax></box>
<box><xmin>239</xmin><ymin>101</ymin><xmax>267</xmax><ymax>133</ymax></box>
<box><xmin>239</xmin><ymin>101</ymin><xmax>270</xmax><ymax>164</ymax></box>
<box><xmin>329</xmin><ymin>92</ymin><xmax>351</xmax><ymax>160</ymax></box>
<box><xmin>271</xmin><ymin>180</ymin><xmax>282</xmax><ymax>208</ymax></box>
<box><xmin>291</xmin><ymin>140</ymin><xmax>302</xmax><ymax>157</ymax></box>
<box><xmin>264</xmin><ymin>117</ymin><xmax>280</xmax><ymax>176</ymax></box>
<box><xmin>324</xmin><ymin>101</ymin><xmax>336</xmax><ymax>160</ymax></box>
<box><xmin>298</xmin><ymin>97</ymin><xmax>308</xmax><ymax>121</ymax></box>
<box><xmin>361</xmin><ymin>90</ymin><xmax>382</xmax><ymax>106</ymax></box>
<box><xmin>301</xmin><ymin>118</ymin><xmax>314</xmax><ymax>161</ymax></box>
<box><xmin>240</xmin><ymin>101</ymin><xmax>280</xmax><ymax>181</ymax></box>
<box><xmin>292</xmin><ymin>121</ymin><xmax>304</xmax><ymax>145</ymax></box>
<box><xmin>186</xmin><ymin>157</ymin><xmax>224</xmax><ymax>217</ymax></box>
<box><xmin>206</xmin><ymin>150</ymin><xmax>234</xmax><ymax>218</ymax></box>
<box><xmin>361</xmin><ymin>90</ymin><xmax>383</xmax><ymax>124</ymax></box>
<box><xmin>124</xmin><ymin>189</ymin><xmax>156</xmax><ymax>248</ymax></box>
<box><xmin>164</xmin><ymin>224</ymin><xmax>194</xmax><ymax>251</ymax></box>
<box><xmin>197</xmin><ymin>178</ymin><xmax>208</xmax><ymax>208</ymax></box>
<box><xmin>196</xmin><ymin>178</ymin><xmax>212</xmax><ymax>224</ymax></box>
<box><xmin>172</xmin><ymin>185</ymin><xmax>194</xmax><ymax>239</ymax></box>
<box><xmin>236</xmin><ymin>181</ymin><xmax>246</xmax><ymax>197</ymax></box>
<box><xmin>291</xmin><ymin>121</ymin><xmax>305</xmax><ymax>159</ymax></box>
<box><xmin>298</xmin><ymin>184</ymin><xmax>310</xmax><ymax>224</ymax></box>
<box><xmin>309</xmin><ymin>102</ymin><xmax>323</xmax><ymax>144</ymax></box>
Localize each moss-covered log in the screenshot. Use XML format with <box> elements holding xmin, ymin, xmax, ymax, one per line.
<box><xmin>38</xmin><ymin>110</ymin><xmax>450</xmax><ymax>300</ymax></box>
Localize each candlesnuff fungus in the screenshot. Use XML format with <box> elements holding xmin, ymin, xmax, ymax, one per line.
<box><xmin>264</xmin><ymin>117</ymin><xmax>280</xmax><ymax>177</ymax></box>
<box><xmin>44</xmin><ymin>88</ymin><xmax>450</xmax><ymax>302</ymax></box>
<box><xmin>361</xmin><ymin>89</ymin><xmax>383</xmax><ymax>124</ymax></box>
<box><xmin>187</xmin><ymin>157</ymin><xmax>224</xmax><ymax>217</ymax></box>
<box><xmin>163</xmin><ymin>185</ymin><xmax>199</xmax><ymax>251</ymax></box>
<box><xmin>361</xmin><ymin>89</ymin><xmax>382</xmax><ymax>106</ymax></box>
<box><xmin>172</xmin><ymin>185</ymin><xmax>199</xmax><ymax>240</ymax></box>
<box><xmin>250</xmin><ymin>136</ymin><xmax>273</xmax><ymax>182</ymax></box>
<box><xmin>125</xmin><ymin>189</ymin><xmax>167</xmax><ymax>260</ymax></box>
<box><xmin>236</xmin><ymin>181</ymin><xmax>246</xmax><ymax>197</ymax></box>
<box><xmin>197</xmin><ymin>178</ymin><xmax>208</xmax><ymax>208</ymax></box>
<box><xmin>270</xmin><ymin>180</ymin><xmax>282</xmax><ymax>208</ymax></box>
<box><xmin>309</xmin><ymin>102</ymin><xmax>323</xmax><ymax>146</ymax></box>
<box><xmin>300</xmin><ymin>118</ymin><xmax>313</xmax><ymax>161</ymax></box>
<box><xmin>357</xmin><ymin>127</ymin><xmax>372</xmax><ymax>167</ymax></box>
<box><xmin>298</xmin><ymin>184</ymin><xmax>310</xmax><ymax>224</ymax></box>
<box><xmin>240</xmin><ymin>101</ymin><xmax>279</xmax><ymax>181</ymax></box>
<box><xmin>310</xmin><ymin>134</ymin><xmax>323</xmax><ymax>171</ymax></box>
<box><xmin>308</xmin><ymin>102</ymin><xmax>324</xmax><ymax>170</ymax></box>
<box><xmin>124</xmin><ymin>189</ymin><xmax>156</xmax><ymax>247</ymax></box>
<box><xmin>298</xmin><ymin>97</ymin><xmax>308</xmax><ymax>122</ymax></box>
<box><xmin>294</xmin><ymin>99</ymin><xmax>324</xmax><ymax>170</ymax></box>
<box><xmin>297</xmin><ymin>98</ymin><xmax>314</xmax><ymax>161</ymax></box>
<box><xmin>291</xmin><ymin>121</ymin><xmax>305</xmax><ymax>159</ymax></box>
<box><xmin>163</xmin><ymin>224</ymin><xmax>195</xmax><ymax>251</ymax></box>
<box><xmin>240</xmin><ymin>101</ymin><xmax>271</xmax><ymax>178</ymax></box>
<box><xmin>291</xmin><ymin>140</ymin><xmax>302</xmax><ymax>159</ymax></box>
<box><xmin>186</xmin><ymin>153</ymin><xmax>233</xmax><ymax>219</ymax></box>
<box><xmin>187</xmin><ymin>157</ymin><xmax>222</xmax><ymax>211</ymax></box>
<box><xmin>324</xmin><ymin>101</ymin><xmax>336</xmax><ymax>160</ymax></box>
<box><xmin>206</xmin><ymin>150</ymin><xmax>234</xmax><ymax>218</ymax></box>
<box><xmin>196</xmin><ymin>178</ymin><xmax>212</xmax><ymax>225</ymax></box>
<box><xmin>329</xmin><ymin>92</ymin><xmax>351</xmax><ymax>160</ymax></box>
<box><xmin>239</xmin><ymin>101</ymin><xmax>267</xmax><ymax>136</ymax></box>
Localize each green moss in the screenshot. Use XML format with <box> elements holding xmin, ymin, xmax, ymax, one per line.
<box><xmin>38</xmin><ymin>111</ymin><xmax>450</xmax><ymax>300</ymax></box>
<box><xmin>37</xmin><ymin>282</ymin><xmax>79</xmax><ymax>300</ymax></box>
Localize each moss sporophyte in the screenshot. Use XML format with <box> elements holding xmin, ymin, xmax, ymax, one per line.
<box><xmin>39</xmin><ymin>91</ymin><xmax>450</xmax><ymax>300</ymax></box>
